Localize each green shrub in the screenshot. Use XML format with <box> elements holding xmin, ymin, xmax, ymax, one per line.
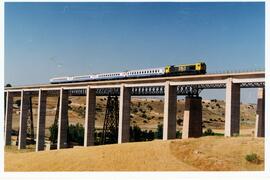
<box><xmin>132</xmin><ymin>108</ymin><xmax>138</xmax><ymax>113</ymax></box>
<box><xmin>176</xmin><ymin>131</ymin><xmax>182</xmax><ymax>138</ymax></box>
<box><xmin>176</xmin><ymin>119</ymin><xmax>183</xmax><ymax>126</ymax></box>
<box><xmin>155</xmin><ymin>124</ymin><xmax>163</xmax><ymax>139</ymax></box>
<box><xmin>130</xmin><ymin>125</ymin><xmax>142</xmax><ymax>142</ymax></box>
<box><xmin>129</xmin><ymin>126</ymin><xmax>154</xmax><ymax>142</ymax></box>
<box><xmin>49</xmin><ymin>121</ymin><xmax>58</xmax><ymax>144</ymax></box>
<box><xmin>203</xmin><ymin>128</ymin><xmax>214</xmax><ymax>136</ymax></box>
<box><xmin>147</xmin><ymin>130</ymin><xmax>155</xmax><ymax>141</ymax></box>
<box><xmin>49</xmin><ymin>122</ymin><xmax>85</xmax><ymax>145</ymax></box>
<box><xmin>141</xmin><ymin>113</ymin><xmax>147</xmax><ymax>119</ymax></box>
<box><xmin>245</xmin><ymin>153</ymin><xmax>260</xmax><ymax>164</ymax></box>
<box><xmin>147</xmin><ymin>105</ymin><xmax>153</xmax><ymax>111</ymax></box>
<box><xmin>68</xmin><ymin>123</ymin><xmax>84</xmax><ymax>145</ymax></box>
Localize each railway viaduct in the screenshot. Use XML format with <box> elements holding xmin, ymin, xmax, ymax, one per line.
<box><xmin>4</xmin><ymin>71</ymin><xmax>265</xmax><ymax>151</ymax></box>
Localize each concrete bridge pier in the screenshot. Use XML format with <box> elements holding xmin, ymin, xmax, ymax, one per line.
<box><xmin>84</xmin><ymin>87</ymin><xmax>96</xmax><ymax>147</ymax></box>
<box><xmin>182</xmin><ymin>96</ymin><xmax>202</xmax><ymax>139</ymax></box>
<box><xmin>255</xmin><ymin>88</ymin><xmax>265</xmax><ymax>137</ymax></box>
<box><xmin>36</xmin><ymin>90</ymin><xmax>47</xmax><ymax>151</ymax></box>
<box><xmin>225</xmin><ymin>78</ymin><xmax>240</xmax><ymax>137</ymax></box>
<box><xmin>4</xmin><ymin>91</ymin><xmax>14</xmax><ymax>145</ymax></box>
<box><xmin>18</xmin><ymin>91</ymin><xmax>30</xmax><ymax>149</ymax></box>
<box><xmin>57</xmin><ymin>88</ymin><xmax>69</xmax><ymax>149</ymax></box>
<box><xmin>163</xmin><ymin>82</ymin><xmax>177</xmax><ymax>140</ymax></box>
<box><xmin>118</xmin><ymin>85</ymin><xmax>131</xmax><ymax>144</ymax></box>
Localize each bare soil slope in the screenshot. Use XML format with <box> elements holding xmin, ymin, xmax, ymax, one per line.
<box><xmin>5</xmin><ymin>136</ymin><xmax>264</xmax><ymax>171</ymax></box>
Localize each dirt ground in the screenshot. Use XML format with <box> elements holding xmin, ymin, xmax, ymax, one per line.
<box><xmin>5</xmin><ymin>136</ymin><xmax>264</xmax><ymax>171</ymax></box>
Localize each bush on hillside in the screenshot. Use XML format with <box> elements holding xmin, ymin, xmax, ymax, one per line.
<box><xmin>69</xmin><ymin>123</ymin><xmax>84</xmax><ymax>145</ymax></box>
<box><xmin>203</xmin><ymin>128</ymin><xmax>214</xmax><ymax>136</ymax></box>
<box><xmin>245</xmin><ymin>153</ymin><xmax>260</xmax><ymax>164</ymax></box>
<box><xmin>49</xmin><ymin>121</ymin><xmax>58</xmax><ymax>144</ymax></box>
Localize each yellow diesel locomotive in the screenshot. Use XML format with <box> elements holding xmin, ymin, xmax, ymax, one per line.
<box><xmin>165</xmin><ymin>62</ymin><xmax>206</xmax><ymax>75</ymax></box>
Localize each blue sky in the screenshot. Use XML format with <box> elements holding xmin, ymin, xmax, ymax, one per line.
<box><xmin>4</xmin><ymin>2</ymin><xmax>265</xmax><ymax>103</ymax></box>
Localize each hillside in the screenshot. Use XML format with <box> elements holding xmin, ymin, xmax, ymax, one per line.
<box><xmin>5</xmin><ymin>136</ymin><xmax>264</xmax><ymax>171</ymax></box>
<box><xmin>10</xmin><ymin>96</ymin><xmax>256</xmax><ymax>140</ymax></box>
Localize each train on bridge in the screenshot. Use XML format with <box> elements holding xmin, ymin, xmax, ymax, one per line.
<box><xmin>50</xmin><ymin>62</ymin><xmax>207</xmax><ymax>84</ymax></box>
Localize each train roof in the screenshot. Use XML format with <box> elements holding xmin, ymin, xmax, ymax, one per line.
<box><xmin>127</xmin><ymin>67</ymin><xmax>164</xmax><ymax>72</ymax></box>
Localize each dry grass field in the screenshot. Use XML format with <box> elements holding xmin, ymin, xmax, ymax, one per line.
<box><xmin>5</xmin><ymin>136</ymin><xmax>264</xmax><ymax>171</ymax></box>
